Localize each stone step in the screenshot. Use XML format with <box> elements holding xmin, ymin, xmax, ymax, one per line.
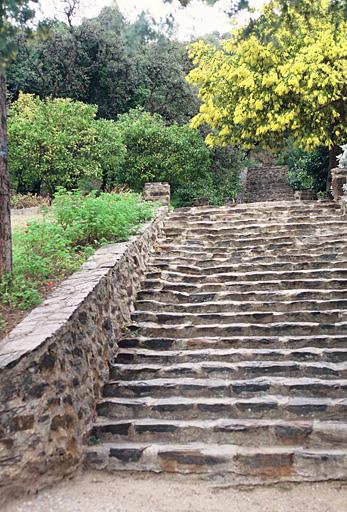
<box><xmin>90</xmin><ymin>418</ymin><xmax>347</xmax><ymax>448</ymax></box>
<box><xmin>109</xmin><ymin>360</ymin><xmax>347</xmax><ymax>381</ymax></box>
<box><xmin>163</xmin><ymin>220</ymin><xmax>347</xmax><ymax>235</ymax></box>
<box><xmin>150</xmin><ymin>248</ymin><xmax>347</xmax><ymax>264</ymax></box>
<box><xmin>167</xmin><ymin>213</ymin><xmax>344</xmax><ymax>228</ymax></box>
<box><xmin>160</xmin><ymin>227</ymin><xmax>347</xmax><ymax>243</ymax></box>
<box><xmin>157</xmin><ymin>236</ymin><xmax>347</xmax><ymax>252</ymax></box>
<box><xmin>131</xmin><ymin>309</ymin><xmax>347</xmax><ymax>326</ymax></box>
<box><xmin>128</xmin><ymin>321</ymin><xmax>347</xmax><ymax>338</ymax></box>
<box><xmin>142</xmin><ymin>278</ymin><xmax>347</xmax><ymax>293</ymax></box>
<box><xmin>155</xmin><ymin>247</ymin><xmax>347</xmax><ymax>263</ymax></box>
<box><xmin>144</xmin><ymin>268</ymin><xmax>347</xmax><ymax>284</ymax></box>
<box><xmin>148</xmin><ymin>259</ymin><xmax>347</xmax><ymax>274</ymax></box>
<box><xmin>137</xmin><ymin>289</ymin><xmax>347</xmax><ymax>305</ymax></box>
<box><xmin>134</xmin><ymin>299</ymin><xmax>347</xmax><ymax>314</ymax></box>
<box><xmin>85</xmin><ymin>441</ymin><xmax>347</xmax><ymax>483</ymax></box>
<box><xmin>96</xmin><ymin>395</ymin><xmax>347</xmax><ymax>421</ymax></box>
<box><xmin>116</xmin><ymin>347</ymin><xmax>347</xmax><ymax>365</ymax></box>
<box><xmin>160</xmin><ymin>229</ymin><xmax>347</xmax><ymax>244</ymax></box>
<box><xmin>103</xmin><ymin>377</ymin><xmax>347</xmax><ymax>399</ymax></box>
<box><xmin>167</xmin><ymin>214</ymin><xmax>342</xmax><ymax>227</ymax></box>
<box><xmin>168</xmin><ymin>203</ymin><xmax>338</xmax><ymax>218</ymax></box>
<box><xmin>118</xmin><ymin>335</ymin><xmax>347</xmax><ymax>351</ymax></box>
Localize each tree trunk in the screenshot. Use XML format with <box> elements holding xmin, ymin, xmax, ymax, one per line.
<box><xmin>0</xmin><ymin>67</ymin><xmax>12</xmax><ymax>280</ymax></box>
<box><xmin>326</xmin><ymin>144</ymin><xmax>341</xmax><ymax>195</ymax></box>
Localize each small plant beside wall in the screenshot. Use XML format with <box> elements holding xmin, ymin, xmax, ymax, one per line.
<box><xmin>317</xmin><ymin>191</ymin><xmax>328</xmax><ymax>201</ymax></box>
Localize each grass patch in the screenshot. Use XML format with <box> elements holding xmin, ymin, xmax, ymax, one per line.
<box><xmin>1</xmin><ymin>190</ymin><xmax>155</xmax><ymax>314</ymax></box>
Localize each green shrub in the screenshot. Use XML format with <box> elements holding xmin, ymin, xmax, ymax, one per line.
<box><xmin>8</xmin><ymin>93</ymin><xmax>126</xmax><ymax>195</ymax></box>
<box><xmin>278</xmin><ymin>145</ymin><xmax>329</xmax><ymax>191</ymax></box>
<box><xmin>52</xmin><ymin>188</ymin><xmax>154</xmax><ymax>245</ymax></box>
<box><xmin>115</xmin><ymin>108</ymin><xmax>211</xmax><ymax>191</ymax></box>
<box><xmin>0</xmin><ymin>191</ymin><xmax>154</xmax><ymax>310</ymax></box>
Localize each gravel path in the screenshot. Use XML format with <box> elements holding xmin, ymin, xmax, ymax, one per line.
<box><xmin>4</xmin><ymin>471</ymin><xmax>347</xmax><ymax>512</ymax></box>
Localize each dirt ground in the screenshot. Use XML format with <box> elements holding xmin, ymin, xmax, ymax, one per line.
<box><xmin>4</xmin><ymin>471</ymin><xmax>347</xmax><ymax>512</ymax></box>
<box><xmin>11</xmin><ymin>208</ymin><xmax>47</xmax><ymax>230</ymax></box>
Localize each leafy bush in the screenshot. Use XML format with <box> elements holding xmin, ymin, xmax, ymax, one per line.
<box><xmin>278</xmin><ymin>145</ymin><xmax>329</xmax><ymax>191</ymax></box>
<box><xmin>115</xmin><ymin>109</ymin><xmax>211</xmax><ymax>191</ymax></box>
<box><xmin>0</xmin><ymin>191</ymin><xmax>154</xmax><ymax>310</ymax></box>
<box><xmin>171</xmin><ymin>177</ymin><xmax>217</xmax><ymax>207</ymax></box>
<box><xmin>52</xmin><ymin>188</ymin><xmax>153</xmax><ymax>245</ymax></box>
<box><xmin>8</xmin><ymin>93</ymin><xmax>126</xmax><ymax>195</ymax></box>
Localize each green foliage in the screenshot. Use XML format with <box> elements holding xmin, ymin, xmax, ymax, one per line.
<box><xmin>171</xmin><ymin>178</ymin><xmax>217</xmax><ymax>207</ymax></box>
<box><xmin>0</xmin><ymin>0</ymin><xmax>37</xmax><ymax>65</ymax></box>
<box><xmin>52</xmin><ymin>188</ymin><xmax>153</xmax><ymax>246</ymax></box>
<box><xmin>8</xmin><ymin>93</ymin><xmax>125</xmax><ymax>194</ymax></box>
<box><xmin>6</xmin><ymin>7</ymin><xmax>199</xmax><ymax>124</ymax></box>
<box><xmin>279</xmin><ymin>146</ymin><xmax>330</xmax><ymax>191</ymax></box>
<box><xmin>0</xmin><ymin>191</ymin><xmax>154</xmax><ymax>310</ymax></box>
<box><xmin>115</xmin><ymin>108</ymin><xmax>211</xmax><ymax>191</ymax></box>
<box><xmin>134</xmin><ymin>40</ymin><xmax>199</xmax><ymax>125</ymax></box>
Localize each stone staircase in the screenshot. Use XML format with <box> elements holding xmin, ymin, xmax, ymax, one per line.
<box><xmin>87</xmin><ymin>200</ymin><xmax>347</xmax><ymax>484</ymax></box>
<box><xmin>244</xmin><ymin>166</ymin><xmax>293</xmax><ymax>203</ymax></box>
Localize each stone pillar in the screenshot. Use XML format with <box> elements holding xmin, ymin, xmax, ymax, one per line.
<box><xmin>143</xmin><ymin>182</ymin><xmax>170</xmax><ymax>206</ymax></box>
<box><xmin>331</xmin><ymin>167</ymin><xmax>347</xmax><ymax>202</ymax></box>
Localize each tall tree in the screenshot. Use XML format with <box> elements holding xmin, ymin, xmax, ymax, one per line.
<box><xmin>188</xmin><ymin>0</ymin><xmax>347</xmax><ymax>174</ymax></box>
<box><xmin>7</xmin><ymin>7</ymin><xmax>199</xmax><ymax>124</ymax></box>
<box><xmin>0</xmin><ymin>0</ymin><xmax>37</xmax><ymax>279</ymax></box>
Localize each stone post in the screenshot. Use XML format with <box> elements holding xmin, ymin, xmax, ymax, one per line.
<box><xmin>331</xmin><ymin>167</ymin><xmax>347</xmax><ymax>202</ymax></box>
<box><xmin>143</xmin><ymin>182</ymin><xmax>170</xmax><ymax>206</ymax></box>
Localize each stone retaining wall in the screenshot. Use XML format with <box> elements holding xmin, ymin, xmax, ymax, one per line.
<box><xmin>0</xmin><ymin>206</ymin><xmax>168</xmax><ymax>505</ymax></box>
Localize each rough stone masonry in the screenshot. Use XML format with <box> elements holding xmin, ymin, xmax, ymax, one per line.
<box><xmin>0</xmin><ymin>204</ymin><xmax>168</xmax><ymax>506</ymax></box>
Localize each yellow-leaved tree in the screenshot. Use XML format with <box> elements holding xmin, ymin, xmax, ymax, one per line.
<box><xmin>188</xmin><ymin>0</ymin><xmax>347</xmax><ymax>172</ymax></box>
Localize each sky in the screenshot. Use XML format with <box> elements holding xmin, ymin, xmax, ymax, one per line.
<box><xmin>37</xmin><ymin>0</ymin><xmax>266</xmax><ymax>40</ymax></box>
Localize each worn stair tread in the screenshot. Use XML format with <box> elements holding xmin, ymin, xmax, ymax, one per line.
<box><xmin>148</xmin><ymin>261</ymin><xmax>347</xmax><ymax>274</ymax></box>
<box><xmin>104</xmin><ymin>377</ymin><xmax>347</xmax><ymax>400</ymax></box>
<box><xmin>142</xmin><ymin>277</ymin><xmax>347</xmax><ymax>289</ymax></box>
<box><xmin>138</xmin><ymin>290</ymin><xmax>347</xmax><ymax>303</ymax></box>
<box><xmin>86</xmin><ymin>440</ymin><xmax>347</xmax><ymax>479</ymax></box>
<box><xmin>131</xmin><ymin>310</ymin><xmax>347</xmax><ymax>325</ymax></box>
<box><xmin>118</xmin><ymin>334</ymin><xmax>347</xmax><ymax>351</ymax></box>
<box><xmin>145</xmin><ymin>268</ymin><xmax>347</xmax><ymax>280</ymax></box>
<box><xmin>129</xmin><ymin>321</ymin><xmax>347</xmax><ymax>338</ymax></box>
<box><xmin>93</xmin><ymin>417</ymin><xmax>347</xmax><ymax>431</ymax></box>
<box><xmin>111</xmin><ymin>360</ymin><xmax>347</xmax><ymax>372</ymax></box>
<box><xmin>98</xmin><ymin>395</ymin><xmax>347</xmax><ymax>407</ymax></box>
<box><xmin>91</xmin><ymin>418</ymin><xmax>347</xmax><ymax>446</ymax></box>
<box><xmin>116</xmin><ymin>347</ymin><xmax>347</xmax><ymax>364</ymax></box>
<box><xmin>134</xmin><ymin>299</ymin><xmax>347</xmax><ymax>314</ymax></box>
<box><xmin>86</xmin><ymin>441</ymin><xmax>347</xmax><ymax>455</ymax></box>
